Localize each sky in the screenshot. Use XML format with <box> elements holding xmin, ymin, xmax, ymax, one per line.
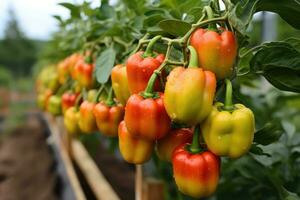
<box><xmin>0</xmin><ymin>0</ymin><xmax>100</xmax><ymax>40</ymax></box>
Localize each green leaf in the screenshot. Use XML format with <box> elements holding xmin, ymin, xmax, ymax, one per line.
<box><xmin>250</xmin><ymin>41</ymin><xmax>300</xmax><ymax>93</ymax></box>
<box><xmin>95</xmin><ymin>47</ymin><xmax>116</xmax><ymax>84</ymax></box>
<box><xmin>254</xmin><ymin>122</ymin><xmax>283</xmax><ymax>145</ymax></box>
<box><xmin>256</xmin><ymin>0</ymin><xmax>300</xmax><ymax>30</ymax></box>
<box><xmin>228</xmin><ymin>0</ymin><xmax>259</xmax><ymax>34</ymax></box>
<box><xmin>249</xmin><ymin>144</ymin><xmax>271</xmax><ymax>157</ymax></box>
<box><xmin>58</xmin><ymin>2</ymin><xmax>80</xmax><ymax>19</ymax></box>
<box><xmin>279</xmin><ymin>187</ymin><xmax>300</xmax><ymax>200</ymax></box>
<box><xmin>159</xmin><ymin>19</ymin><xmax>191</xmax><ymax>37</ymax></box>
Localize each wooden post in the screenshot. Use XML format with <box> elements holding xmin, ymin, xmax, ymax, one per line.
<box><xmin>135</xmin><ymin>165</ymin><xmax>143</xmax><ymax>200</ymax></box>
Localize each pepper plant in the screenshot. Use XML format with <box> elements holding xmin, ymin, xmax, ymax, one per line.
<box><xmin>35</xmin><ymin>0</ymin><xmax>300</xmax><ymax>199</ymax></box>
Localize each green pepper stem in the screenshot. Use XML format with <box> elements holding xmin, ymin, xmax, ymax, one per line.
<box><xmin>224</xmin><ymin>79</ymin><xmax>234</xmax><ymax>111</ymax></box>
<box><xmin>143</xmin><ymin>35</ymin><xmax>161</xmax><ymax>57</ymax></box>
<box><xmin>187</xmin><ymin>46</ymin><xmax>198</xmax><ymax>68</ymax></box>
<box><xmin>189</xmin><ymin>125</ymin><xmax>202</xmax><ymax>154</ymax></box>
<box><xmin>94</xmin><ymin>85</ymin><xmax>105</xmax><ymax>103</ymax></box>
<box><xmin>141</xmin><ymin>71</ymin><xmax>159</xmax><ymax>98</ymax></box>
<box><xmin>204</xmin><ymin>6</ymin><xmax>217</xmax><ymax>31</ymax></box>
<box><xmin>105</xmin><ymin>87</ymin><xmax>116</xmax><ymax>107</ymax></box>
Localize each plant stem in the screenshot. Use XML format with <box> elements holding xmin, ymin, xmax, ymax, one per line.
<box><xmin>143</xmin><ymin>35</ymin><xmax>162</xmax><ymax>57</ymax></box>
<box><xmin>187</xmin><ymin>46</ymin><xmax>198</xmax><ymax>68</ymax></box>
<box><xmin>224</xmin><ymin>79</ymin><xmax>234</xmax><ymax>111</ymax></box>
<box><xmin>189</xmin><ymin>125</ymin><xmax>202</xmax><ymax>154</ymax></box>
<box><xmin>94</xmin><ymin>84</ymin><xmax>105</xmax><ymax>103</ymax></box>
<box><xmin>141</xmin><ymin>71</ymin><xmax>159</xmax><ymax>98</ymax></box>
<box><xmin>204</xmin><ymin>6</ymin><xmax>217</xmax><ymax>30</ymax></box>
<box><xmin>105</xmin><ymin>87</ymin><xmax>116</xmax><ymax>107</ymax></box>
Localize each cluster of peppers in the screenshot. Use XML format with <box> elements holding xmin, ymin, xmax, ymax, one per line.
<box><xmin>36</xmin><ymin>6</ymin><xmax>255</xmax><ymax>198</ymax></box>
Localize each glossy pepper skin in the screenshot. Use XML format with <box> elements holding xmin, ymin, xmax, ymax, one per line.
<box><xmin>93</xmin><ymin>102</ymin><xmax>124</xmax><ymax>137</ymax></box>
<box><xmin>156</xmin><ymin>128</ymin><xmax>192</xmax><ymax>162</ymax></box>
<box><xmin>78</xmin><ymin>100</ymin><xmax>97</xmax><ymax>134</ymax></box>
<box><xmin>47</xmin><ymin>95</ymin><xmax>62</xmax><ymax>116</ymax></box>
<box><xmin>64</xmin><ymin>107</ymin><xmax>81</xmax><ymax>135</ymax></box>
<box><xmin>202</xmin><ymin>102</ymin><xmax>255</xmax><ymax>158</ymax></box>
<box><xmin>118</xmin><ymin>121</ymin><xmax>154</xmax><ymax>164</ymax></box>
<box><xmin>62</xmin><ymin>92</ymin><xmax>79</xmax><ymax>113</ymax></box>
<box><xmin>172</xmin><ymin>145</ymin><xmax>220</xmax><ymax>198</ymax></box>
<box><xmin>74</xmin><ymin>59</ymin><xmax>94</xmax><ymax>89</ymax></box>
<box><xmin>124</xmin><ymin>93</ymin><xmax>171</xmax><ymax>141</ymax></box>
<box><xmin>37</xmin><ymin>89</ymin><xmax>52</xmax><ymax>110</ymax></box>
<box><xmin>111</xmin><ymin>64</ymin><xmax>130</xmax><ymax>105</ymax></box>
<box><xmin>58</xmin><ymin>59</ymin><xmax>69</xmax><ymax>84</ymax></box>
<box><xmin>164</xmin><ymin>65</ymin><xmax>216</xmax><ymax>125</ymax></box>
<box><xmin>126</xmin><ymin>51</ymin><xmax>164</xmax><ymax>94</ymax></box>
<box><xmin>190</xmin><ymin>28</ymin><xmax>237</xmax><ymax>79</ymax></box>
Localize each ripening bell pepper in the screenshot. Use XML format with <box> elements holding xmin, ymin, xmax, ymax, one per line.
<box><xmin>58</xmin><ymin>59</ymin><xmax>69</xmax><ymax>84</ymax></box>
<box><xmin>118</xmin><ymin>121</ymin><xmax>154</xmax><ymax>164</ymax></box>
<box><xmin>124</xmin><ymin>93</ymin><xmax>170</xmax><ymax>140</ymax></box>
<box><xmin>47</xmin><ymin>95</ymin><xmax>62</xmax><ymax>116</ymax></box>
<box><xmin>62</xmin><ymin>92</ymin><xmax>79</xmax><ymax>113</ymax></box>
<box><xmin>172</xmin><ymin>126</ymin><xmax>220</xmax><ymax>198</ymax></box>
<box><xmin>74</xmin><ymin>58</ymin><xmax>95</xmax><ymax>89</ymax></box>
<box><xmin>37</xmin><ymin>89</ymin><xmax>52</xmax><ymax>110</ymax></box>
<box><xmin>111</xmin><ymin>64</ymin><xmax>130</xmax><ymax>105</ymax></box>
<box><xmin>94</xmin><ymin>89</ymin><xmax>125</xmax><ymax>137</ymax></box>
<box><xmin>64</xmin><ymin>106</ymin><xmax>81</xmax><ymax>135</ymax></box>
<box><xmin>125</xmin><ymin>67</ymin><xmax>171</xmax><ymax>140</ymax></box>
<box><xmin>156</xmin><ymin>128</ymin><xmax>192</xmax><ymax>162</ymax></box>
<box><xmin>190</xmin><ymin>28</ymin><xmax>237</xmax><ymax>79</ymax></box>
<box><xmin>126</xmin><ymin>36</ymin><xmax>164</xmax><ymax>94</ymax></box>
<box><xmin>78</xmin><ymin>100</ymin><xmax>97</xmax><ymax>134</ymax></box>
<box><xmin>164</xmin><ymin>46</ymin><xmax>216</xmax><ymax>125</ymax></box>
<box><xmin>202</xmin><ymin>79</ymin><xmax>255</xmax><ymax>158</ymax></box>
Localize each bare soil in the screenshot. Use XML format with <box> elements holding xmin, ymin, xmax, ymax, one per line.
<box><xmin>0</xmin><ymin>115</ymin><xmax>59</xmax><ymax>200</ymax></box>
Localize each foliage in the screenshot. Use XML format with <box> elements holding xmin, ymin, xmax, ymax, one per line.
<box><xmin>37</xmin><ymin>0</ymin><xmax>300</xmax><ymax>199</ymax></box>
<box><xmin>0</xmin><ymin>8</ymin><xmax>42</xmax><ymax>77</ymax></box>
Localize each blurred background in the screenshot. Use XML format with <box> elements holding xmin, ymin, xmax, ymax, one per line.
<box><xmin>0</xmin><ymin>0</ymin><xmax>299</xmax><ymax>200</ymax></box>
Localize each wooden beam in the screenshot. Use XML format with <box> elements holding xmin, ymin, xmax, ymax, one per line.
<box><xmin>45</xmin><ymin>114</ymin><xmax>86</xmax><ymax>200</ymax></box>
<box><xmin>72</xmin><ymin>139</ymin><xmax>120</xmax><ymax>200</ymax></box>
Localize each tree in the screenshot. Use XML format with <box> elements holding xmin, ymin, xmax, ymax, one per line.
<box><xmin>0</xmin><ymin>7</ymin><xmax>37</xmax><ymax>76</ymax></box>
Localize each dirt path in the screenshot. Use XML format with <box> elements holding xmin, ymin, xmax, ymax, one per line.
<box><xmin>0</xmin><ymin>115</ymin><xmax>59</xmax><ymax>200</ymax></box>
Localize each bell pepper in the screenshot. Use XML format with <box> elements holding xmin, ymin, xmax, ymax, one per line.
<box><xmin>78</xmin><ymin>100</ymin><xmax>97</xmax><ymax>134</ymax></box>
<box><xmin>172</xmin><ymin>126</ymin><xmax>220</xmax><ymax>198</ymax></box>
<box><xmin>37</xmin><ymin>89</ymin><xmax>52</xmax><ymax>110</ymax></box>
<box><xmin>62</xmin><ymin>91</ymin><xmax>79</xmax><ymax>113</ymax></box>
<box><xmin>190</xmin><ymin>23</ymin><xmax>237</xmax><ymax>79</ymax></box>
<box><xmin>111</xmin><ymin>64</ymin><xmax>130</xmax><ymax>105</ymax></box>
<box><xmin>94</xmin><ymin>88</ymin><xmax>125</xmax><ymax>137</ymax></box>
<box><xmin>118</xmin><ymin>121</ymin><xmax>154</xmax><ymax>164</ymax></box>
<box><xmin>47</xmin><ymin>95</ymin><xmax>62</xmax><ymax>116</ymax></box>
<box><xmin>126</xmin><ymin>36</ymin><xmax>164</xmax><ymax>94</ymax></box>
<box><xmin>47</xmin><ymin>68</ymin><xmax>60</xmax><ymax>93</ymax></box>
<box><xmin>202</xmin><ymin>79</ymin><xmax>255</xmax><ymax>158</ymax></box>
<box><xmin>156</xmin><ymin>128</ymin><xmax>192</xmax><ymax>162</ymax></box>
<box><xmin>58</xmin><ymin>59</ymin><xmax>69</xmax><ymax>84</ymax></box>
<box><xmin>124</xmin><ymin>71</ymin><xmax>171</xmax><ymax>141</ymax></box>
<box><xmin>74</xmin><ymin>58</ymin><xmax>95</xmax><ymax>89</ymax></box>
<box><xmin>164</xmin><ymin>46</ymin><xmax>216</xmax><ymax>125</ymax></box>
<box><xmin>64</xmin><ymin>106</ymin><xmax>81</xmax><ymax>136</ymax></box>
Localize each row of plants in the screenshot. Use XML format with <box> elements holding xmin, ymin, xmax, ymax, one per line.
<box><xmin>36</xmin><ymin>0</ymin><xmax>300</xmax><ymax>199</ymax></box>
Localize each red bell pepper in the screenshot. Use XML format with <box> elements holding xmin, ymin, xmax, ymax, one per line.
<box><xmin>126</xmin><ymin>36</ymin><xmax>164</xmax><ymax>94</ymax></box>
<box><xmin>172</xmin><ymin>126</ymin><xmax>220</xmax><ymax>198</ymax></box>
<box><xmin>94</xmin><ymin>88</ymin><xmax>125</xmax><ymax>137</ymax></box>
<box><xmin>118</xmin><ymin>121</ymin><xmax>154</xmax><ymax>164</ymax></box>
